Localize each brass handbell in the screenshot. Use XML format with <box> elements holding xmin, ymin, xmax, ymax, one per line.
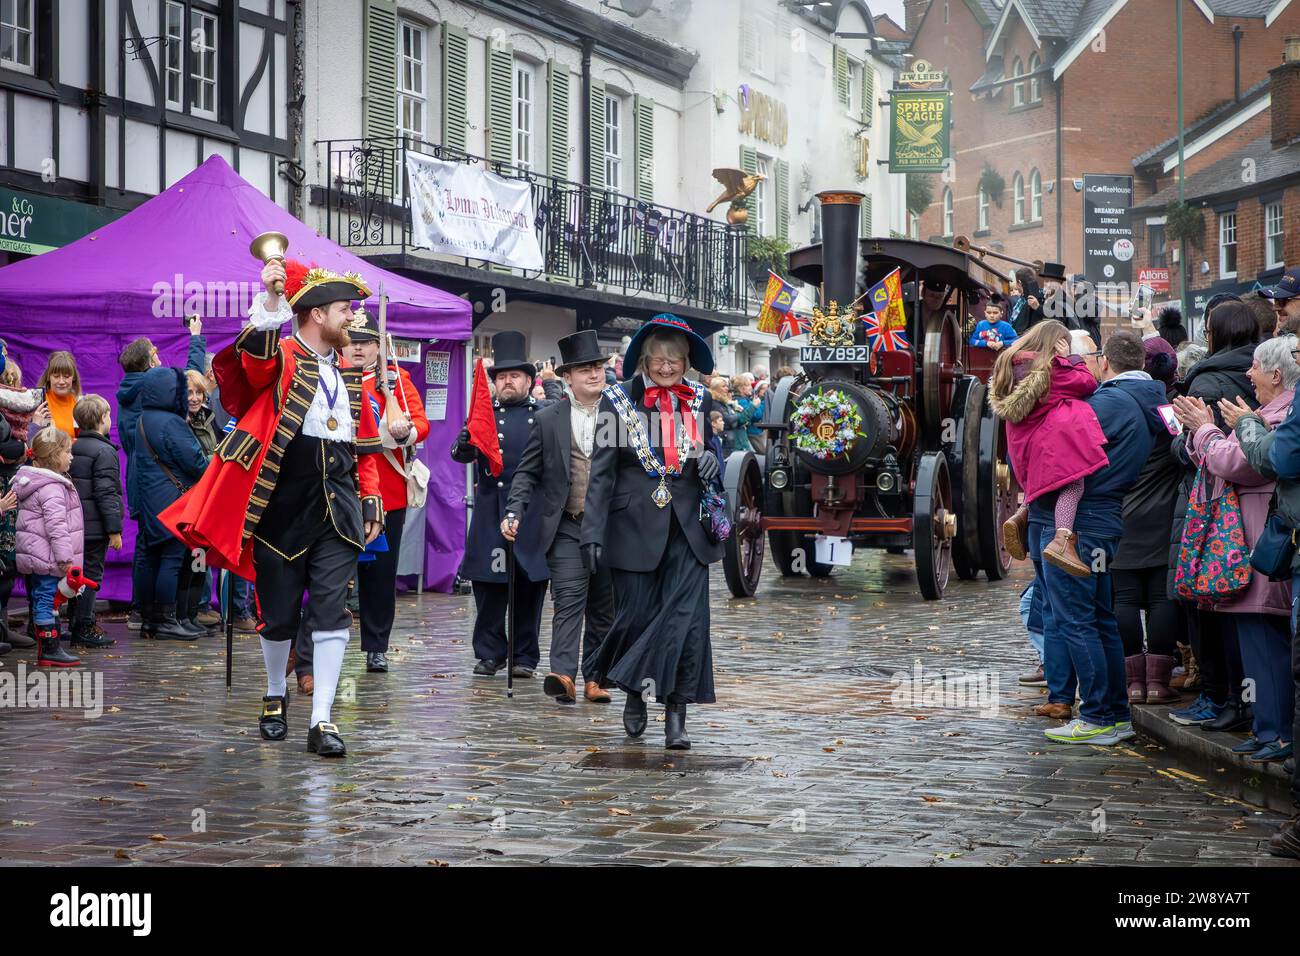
<box><xmin>249</xmin><ymin>231</ymin><xmax>290</xmax><ymax>294</ymax></box>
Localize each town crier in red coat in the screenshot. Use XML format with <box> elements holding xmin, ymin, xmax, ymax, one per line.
<box><xmin>343</xmin><ymin>305</ymin><xmax>430</xmax><ymax>675</ymax></box>
<box><xmin>161</xmin><ymin>257</ymin><xmax>383</xmax><ymax>759</ymax></box>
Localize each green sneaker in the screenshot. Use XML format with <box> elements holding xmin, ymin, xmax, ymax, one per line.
<box><xmin>1044</xmin><ymin>718</ymin><xmax>1121</xmax><ymax>745</ymax></box>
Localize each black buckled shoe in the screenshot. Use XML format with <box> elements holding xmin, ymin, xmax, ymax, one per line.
<box><xmin>70</xmin><ymin>624</ymin><xmax>115</xmax><ymax>648</ymax></box>
<box><xmin>665</xmin><ymin>703</ymin><xmax>691</xmax><ymax>750</ymax></box>
<box><xmin>366</xmin><ymin>651</ymin><xmax>389</xmax><ymax>673</ymax></box>
<box><xmin>623</xmin><ymin>692</ymin><xmax>647</xmax><ymax>738</ymax></box>
<box><xmin>307</xmin><ymin>721</ymin><xmax>346</xmax><ymax>757</ymax></box>
<box><xmin>258</xmin><ymin>693</ymin><xmax>289</xmax><ymax>741</ymax></box>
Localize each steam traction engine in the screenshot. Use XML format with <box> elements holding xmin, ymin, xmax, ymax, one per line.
<box><xmin>720</xmin><ymin>190</ymin><xmax>1019</xmax><ymax>601</ymax></box>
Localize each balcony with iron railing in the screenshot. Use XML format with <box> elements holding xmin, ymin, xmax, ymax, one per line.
<box><xmin>317</xmin><ymin>137</ymin><xmax>751</xmax><ymax>317</ymax></box>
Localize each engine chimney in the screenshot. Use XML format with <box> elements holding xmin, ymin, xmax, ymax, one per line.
<box><xmin>815</xmin><ymin>190</ymin><xmax>864</xmax><ymax>315</ymax></box>
<box><xmin>1271</xmin><ymin>38</ymin><xmax>1300</xmax><ymax>149</ymax></box>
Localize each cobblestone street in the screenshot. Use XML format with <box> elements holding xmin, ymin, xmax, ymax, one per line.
<box><xmin>1</xmin><ymin>553</ymin><xmax>1296</xmax><ymax>867</ymax></box>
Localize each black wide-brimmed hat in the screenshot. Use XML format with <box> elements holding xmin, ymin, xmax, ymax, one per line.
<box><xmin>488</xmin><ymin>330</ymin><xmax>535</xmax><ymax>377</ymax></box>
<box><xmin>1038</xmin><ymin>262</ymin><xmax>1068</xmax><ymax>282</ymax></box>
<box><xmin>346</xmin><ymin>305</ymin><xmax>380</xmax><ymax>342</ymax></box>
<box><xmin>555</xmin><ymin>330</ymin><xmax>609</xmax><ymax>373</ymax></box>
<box><xmin>623</xmin><ymin>313</ymin><xmax>715</xmax><ymax>377</ymax></box>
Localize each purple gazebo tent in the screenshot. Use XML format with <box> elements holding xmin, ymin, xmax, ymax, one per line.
<box><xmin>0</xmin><ymin>155</ymin><xmax>472</xmax><ymax>599</ymax></box>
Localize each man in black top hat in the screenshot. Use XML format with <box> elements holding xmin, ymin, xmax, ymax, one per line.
<box><xmin>503</xmin><ymin>330</ymin><xmax>616</xmax><ymax>705</ymax></box>
<box><xmin>1261</xmin><ymin>266</ymin><xmax>1300</xmax><ymax>335</ymax></box>
<box><xmin>451</xmin><ymin>330</ymin><xmax>550</xmax><ymax>677</ymax></box>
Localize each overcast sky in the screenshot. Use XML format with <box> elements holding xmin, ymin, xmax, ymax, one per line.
<box><xmin>873</xmin><ymin>0</ymin><xmax>907</xmax><ymax>26</ymax></box>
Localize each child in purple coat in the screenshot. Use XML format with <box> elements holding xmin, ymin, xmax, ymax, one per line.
<box><xmin>989</xmin><ymin>320</ymin><xmax>1110</xmax><ymax>577</ymax></box>
<box><xmin>14</xmin><ymin>427</ymin><xmax>84</xmax><ymax>667</ymax></box>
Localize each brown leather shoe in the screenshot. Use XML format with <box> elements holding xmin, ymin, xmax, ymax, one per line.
<box><xmin>1032</xmin><ymin>702</ymin><xmax>1073</xmax><ymax>719</ymax></box>
<box><xmin>1002</xmin><ymin>505</ymin><xmax>1029</xmax><ymax>561</ymax></box>
<box><xmin>1043</xmin><ymin>528</ymin><xmax>1091</xmax><ymax>577</ymax></box>
<box><xmin>542</xmin><ymin>673</ymin><xmax>576</xmax><ymax>703</ymax></box>
<box><xmin>584</xmin><ymin>681</ymin><xmax>612</xmax><ymax>703</ymax></box>
<box><xmin>297</xmin><ymin>673</ymin><xmax>314</xmax><ymax>695</ymax></box>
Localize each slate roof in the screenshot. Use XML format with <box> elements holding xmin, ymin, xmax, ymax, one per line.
<box><xmin>1206</xmin><ymin>0</ymin><xmax>1277</xmax><ymax>16</ymax></box>
<box><xmin>1134</xmin><ymin>136</ymin><xmax>1300</xmax><ymax>210</ymax></box>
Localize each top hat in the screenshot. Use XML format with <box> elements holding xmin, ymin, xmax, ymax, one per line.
<box><xmin>622</xmin><ymin>313</ymin><xmax>715</xmax><ymax>377</ymax></box>
<box><xmin>488</xmin><ymin>330</ymin><xmax>535</xmax><ymax>377</ymax></box>
<box><xmin>283</xmin><ymin>259</ymin><xmax>371</xmax><ymax>312</ymax></box>
<box><xmin>555</xmin><ymin>330</ymin><xmax>609</xmax><ymax>374</ymax></box>
<box><xmin>1038</xmin><ymin>262</ymin><xmax>1068</xmax><ymax>282</ymax></box>
<box><xmin>346</xmin><ymin>304</ymin><xmax>380</xmax><ymax>342</ymax></box>
<box><xmin>922</xmin><ymin>277</ymin><xmax>949</xmax><ymax>292</ymax></box>
<box><xmin>1260</xmin><ymin>267</ymin><xmax>1300</xmax><ymax>302</ymax></box>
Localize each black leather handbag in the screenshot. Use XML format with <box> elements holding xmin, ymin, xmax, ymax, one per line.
<box><xmin>1250</xmin><ymin>495</ymin><xmax>1296</xmax><ymax>581</ymax></box>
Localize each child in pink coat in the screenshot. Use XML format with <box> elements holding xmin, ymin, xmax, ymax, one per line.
<box><xmin>15</xmin><ymin>427</ymin><xmax>83</xmax><ymax>667</ymax></box>
<box><xmin>989</xmin><ymin>320</ymin><xmax>1110</xmax><ymax>577</ymax></box>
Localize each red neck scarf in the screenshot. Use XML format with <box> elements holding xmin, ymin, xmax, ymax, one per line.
<box><xmin>644</xmin><ymin>383</ymin><xmax>699</xmax><ymax>472</ymax></box>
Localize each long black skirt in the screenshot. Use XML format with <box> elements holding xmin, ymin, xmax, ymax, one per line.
<box><xmin>586</xmin><ymin>512</ymin><xmax>715</xmax><ymax>705</ymax></box>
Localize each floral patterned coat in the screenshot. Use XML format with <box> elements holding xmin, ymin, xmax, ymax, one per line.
<box><xmin>1187</xmin><ymin>387</ymin><xmax>1294</xmax><ymax>617</ymax></box>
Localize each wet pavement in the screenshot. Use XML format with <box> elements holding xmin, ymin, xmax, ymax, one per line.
<box><xmin>0</xmin><ymin>552</ymin><xmax>1295</xmax><ymax>866</ymax></box>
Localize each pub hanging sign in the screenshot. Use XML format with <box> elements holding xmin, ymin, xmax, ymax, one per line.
<box><xmin>888</xmin><ymin>89</ymin><xmax>951</xmax><ymax>173</ymax></box>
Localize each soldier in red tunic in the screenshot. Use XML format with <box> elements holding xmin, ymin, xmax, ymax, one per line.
<box><xmin>161</xmin><ymin>258</ymin><xmax>383</xmax><ymax>758</ymax></box>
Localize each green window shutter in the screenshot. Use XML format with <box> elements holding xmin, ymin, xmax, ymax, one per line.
<box><xmin>588</xmin><ymin>78</ymin><xmax>606</xmax><ymax>191</ymax></box>
<box><xmin>485</xmin><ymin>42</ymin><xmax>514</xmax><ymax>166</ymax></box>
<box><xmin>738</xmin><ymin>145</ymin><xmax>757</xmax><ymax>233</ymax></box>
<box><xmin>860</xmin><ymin>195</ymin><xmax>873</xmax><ymax>237</ymax></box>
<box><xmin>740</xmin><ymin>15</ymin><xmax>757</xmax><ymax>71</ymax></box>
<box><xmin>774</xmin><ymin>158</ymin><xmax>789</xmax><ymax>242</ymax></box>
<box><xmin>633</xmin><ymin>94</ymin><xmax>654</xmax><ymax>203</ymax></box>
<box><xmin>861</xmin><ymin>67</ymin><xmax>874</xmax><ymax>125</ymax></box>
<box><xmin>834</xmin><ymin>44</ymin><xmax>849</xmax><ymax>108</ymax></box>
<box><xmin>546</xmin><ymin>59</ymin><xmax>570</xmax><ymax>180</ymax></box>
<box><xmin>362</xmin><ymin>0</ymin><xmax>398</xmax><ymax>142</ymax></box>
<box><xmin>441</xmin><ymin>23</ymin><xmax>469</xmax><ymax>154</ymax></box>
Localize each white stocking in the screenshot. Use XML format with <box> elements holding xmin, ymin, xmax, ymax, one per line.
<box><xmin>309</xmin><ymin>628</ymin><xmax>350</xmax><ymax>727</ymax></box>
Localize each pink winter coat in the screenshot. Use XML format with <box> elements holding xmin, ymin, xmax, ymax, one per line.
<box><xmin>1187</xmin><ymin>387</ymin><xmax>1294</xmax><ymax>617</ymax></box>
<box><xmin>991</xmin><ymin>353</ymin><xmax>1110</xmax><ymax>504</ymax></box>
<box><xmin>14</xmin><ymin>465</ymin><xmax>84</xmax><ymax>576</ymax></box>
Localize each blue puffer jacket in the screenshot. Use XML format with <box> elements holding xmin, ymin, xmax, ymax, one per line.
<box><xmin>117</xmin><ymin>333</ymin><xmax>206</xmax><ymax>466</ymax></box>
<box><xmin>127</xmin><ymin>367</ymin><xmax>208</xmax><ymax>546</ymax></box>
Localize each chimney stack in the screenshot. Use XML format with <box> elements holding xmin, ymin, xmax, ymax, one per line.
<box><xmin>904</xmin><ymin>0</ymin><xmax>931</xmax><ymax>36</ymax></box>
<box><xmin>1271</xmin><ymin>38</ymin><xmax>1300</xmax><ymax>149</ymax></box>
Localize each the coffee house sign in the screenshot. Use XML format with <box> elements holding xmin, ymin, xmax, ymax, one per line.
<box><xmin>738</xmin><ymin>90</ymin><xmax>788</xmax><ymax>147</ymax></box>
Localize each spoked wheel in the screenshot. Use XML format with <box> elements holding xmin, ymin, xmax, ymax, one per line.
<box><xmin>977</xmin><ymin>406</ymin><xmax>1019</xmax><ymax>580</ymax></box>
<box><xmin>723</xmin><ymin>451</ymin><xmax>765</xmax><ymax>597</ymax></box>
<box><xmin>913</xmin><ymin>451</ymin><xmax>954</xmax><ymax>601</ymax></box>
<box><xmin>921</xmin><ymin>310</ymin><xmax>963</xmax><ymax>440</ymax></box>
<box><xmin>947</xmin><ymin>377</ymin><xmax>984</xmax><ymax>581</ymax></box>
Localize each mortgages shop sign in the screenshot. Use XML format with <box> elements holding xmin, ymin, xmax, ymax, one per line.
<box><xmin>0</xmin><ymin>189</ymin><xmax>121</xmax><ymax>255</ymax></box>
<box><xmin>888</xmin><ymin>90</ymin><xmax>951</xmax><ymax>173</ymax></box>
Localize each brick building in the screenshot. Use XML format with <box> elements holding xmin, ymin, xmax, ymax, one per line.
<box><xmin>1132</xmin><ymin>48</ymin><xmax>1300</xmax><ymax>329</ymax></box>
<box><xmin>906</xmin><ymin>0</ymin><xmax>1300</xmax><ymax>283</ymax></box>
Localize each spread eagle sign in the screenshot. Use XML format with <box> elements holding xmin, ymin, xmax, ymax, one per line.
<box><xmin>466</xmin><ymin>358</ymin><xmax>503</xmax><ymax>476</ymax></box>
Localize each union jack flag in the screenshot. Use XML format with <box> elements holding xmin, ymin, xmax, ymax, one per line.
<box><xmin>777</xmin><ymin>312</ymin><xmax>811</xmax><ymax>342</ymax></box>
<box><xmin>862</xmin><ymin>309</ymin><xmax>909</xmax><ymax>352</ymax></box>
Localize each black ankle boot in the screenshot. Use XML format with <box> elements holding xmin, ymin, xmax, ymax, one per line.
<box><xmin>623</xmin><ymin>692</ymin><xmax>647</xmax><ymax>737</ymax></box>
<box><xmin>1205</xmin><ymin>700</ymin><xmax>1252</xmax><ymax>733</ymax></box>
<box><xmin>152</xmin><ymin>604</ymin><xmax>195</xmax><ymax>641</ymax></box>
<box><xmin>664</xmin><ymin>703</ymin><xmax>691</xmax><ymax>750</ymax></box>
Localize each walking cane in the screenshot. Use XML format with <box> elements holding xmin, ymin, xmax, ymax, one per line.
<box><xmin>505</xmin><ymin>541</ymin><xmax>516</xmax><ymax>699</ymax></box>
<box><xmin>221</xmin><ymin>568</ymin><xmax>233</xmax><ymax>692</ymax></box>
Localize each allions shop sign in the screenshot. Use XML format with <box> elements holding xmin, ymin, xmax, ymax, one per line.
<box><xmin>0</xmin><ymin>189</ymin><xmax>121</xmax><ymax>255</ymax></box>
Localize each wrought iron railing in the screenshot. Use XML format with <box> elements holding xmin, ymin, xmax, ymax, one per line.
<box><xmin>318</xmin><ymin>137</ymin><xmax>749</xmax><ymax>315</ymax></box>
